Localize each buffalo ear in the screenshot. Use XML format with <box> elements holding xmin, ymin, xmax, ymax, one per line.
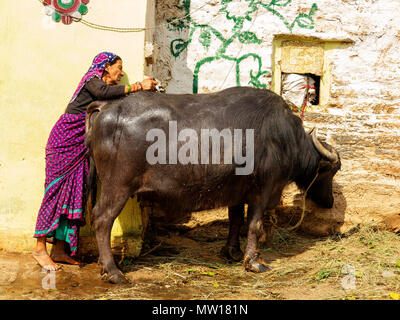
<box><xmin>318</xmin><ymin>158</ymin><xmax>341</xmax><ymax>177</ymax></box>
<box><xmin>318</xmin><ymin>159</ymin><xmax>332</xmax><ymax>171</ymax></box>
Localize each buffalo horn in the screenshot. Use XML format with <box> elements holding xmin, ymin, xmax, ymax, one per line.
<box><xmin>311</xmin><ymin>129</ymin><xmax>339</xmax><ymax>163</ymax></box>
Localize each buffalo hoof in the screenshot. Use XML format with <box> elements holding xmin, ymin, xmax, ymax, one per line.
<box><xmin>220</xmin><ymin>245</ymin><xmax>244</xmax><ymax>262</ymax></box>
<box><xmin>244</xmin><ymin>254</ymin><xmax>270</xmax><ymax>273</ymax></box>
<box><xmin>101</xmin><ymin>270</ymin><xmax>128</xmax><ymax>284</ymax></box>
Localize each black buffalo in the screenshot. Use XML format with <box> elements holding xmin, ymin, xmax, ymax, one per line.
<box><xmin>85</xmin><ymin>87</ymin><xmax>341</xmax><ymax>283</ymax></box>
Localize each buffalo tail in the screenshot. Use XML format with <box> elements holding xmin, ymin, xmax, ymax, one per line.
<box><xmin>86</xmin><ymin>155</ymin><xmax>97</xmax><ymax>225</ymax></box>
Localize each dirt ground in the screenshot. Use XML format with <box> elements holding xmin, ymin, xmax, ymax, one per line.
<box><xmin>1</xmin><ymin>212</ymin><xmax>399</xmax><ymax>300</ymax></box>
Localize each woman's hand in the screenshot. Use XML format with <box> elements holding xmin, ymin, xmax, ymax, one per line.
<box><xmin>127</xmin><ymin>77</ymin><xmax>158</xmax><ymax>94</ymax></box>
<box><xmin>140</xmin><ymin>77</ymin><xmax>158</xmax><ymax>91</ymax></box>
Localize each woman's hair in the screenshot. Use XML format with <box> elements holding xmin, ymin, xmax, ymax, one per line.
<box><xmin>102</xmin><ymin>56</ymin><xmax>122</xmax><ymax>77</ymax></box>
<box><xmin>109</xmin><ymin>55</ymin><xmax>122</xmax><ymax>66</ymax></box>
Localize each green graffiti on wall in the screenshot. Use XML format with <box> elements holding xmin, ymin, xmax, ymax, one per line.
<box><xmin>168</xmin><ymin>0</ymin><xmax>318</xmax><ymax>93</ymax></box>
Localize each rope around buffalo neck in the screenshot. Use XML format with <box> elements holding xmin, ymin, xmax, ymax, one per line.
<box><xmin>269</xmin><ymin>171</ymin><xmax>319</xmax><ymax>232</ymax></box>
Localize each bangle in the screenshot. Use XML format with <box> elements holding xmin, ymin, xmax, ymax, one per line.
<box><xmin>126</xmin><ymin>84</ymin><xmax>131</xmax><ymax>94</ymax></box>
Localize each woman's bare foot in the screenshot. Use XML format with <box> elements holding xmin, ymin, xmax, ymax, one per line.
<box><xmin>50</xmin><ymin>239</ymin><xmax>80</xmax><ymax>265</ymax></box>
<box><xmin>50</xmin><ymin>254</ymin><xmax>80</xmax><ymax>265</ymax></box>
<box><xmin>33</xmin><ymin>237</ymin><xmax>61</xmax><ymax>271</ymax></box>
<box><xmin>32</xmin><ymin>250</ymin><xmax>61</xmax><ymax>271</ymax></box>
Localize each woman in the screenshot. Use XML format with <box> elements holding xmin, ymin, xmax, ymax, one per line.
<box><xmin>33</xmin><ymin>52</ymin><xmax>157</xmax><ymax>271</ymax></box>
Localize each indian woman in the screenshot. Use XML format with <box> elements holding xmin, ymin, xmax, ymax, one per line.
<box><xmin>32</xmin><ymin>52</ymin><xmax>157</xmax><ymax>270</ymax></box>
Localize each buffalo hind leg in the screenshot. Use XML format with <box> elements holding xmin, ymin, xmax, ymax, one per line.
<box><xmin>92</xmin><ymin>185</ymin><xmax>131</xmax><ymax>284</ymax></box>
<box><xmin>244</xmin><ymin>203</ymin><xmax>270</xmax><ymax>273</ymax></box>
<box><xmin>221</xmin><ymin>204</ymin><xmax>244</xmax><ymax>261</ymax></box>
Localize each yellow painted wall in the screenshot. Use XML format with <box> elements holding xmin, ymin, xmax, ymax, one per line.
<box><xmin>0</xmin><ymin>0</ymin><xmax>148</xmax><ymax>254</ymax></box>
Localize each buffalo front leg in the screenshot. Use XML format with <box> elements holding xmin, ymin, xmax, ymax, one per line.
<box><xmin>221</xmin><ymin>204</ymin><xmax>244</xmax><ymax>261</ymax></box>
<box><xmin>92</xmin><ymin>185</ymin><xmax>131</xmax><ymax>284</ymax></box>
<box><xmin>244</xmin><ymin>203</ymin><xmax>270</xmax><ymax>273</ymax></box>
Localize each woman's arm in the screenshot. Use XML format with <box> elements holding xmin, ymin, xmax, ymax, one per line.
<box><xmin>126</xmin><ymin>82</ymin><xmax>143</xmax><ymax>94</ymax></box>
<box><xmin>86</xmin><ymin>77</ymin><xmax>127</xmax><ymax>99</ymax></box>
<box><xmin>86</xmin><ymin>77</ymin><xmax>158</xmax><ymax>99</ymax></box>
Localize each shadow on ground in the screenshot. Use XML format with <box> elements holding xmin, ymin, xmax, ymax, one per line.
<box><xmin>1</xmin><ymin>204</ymin><xmax>398</xmax><ymax>300</ymax></box>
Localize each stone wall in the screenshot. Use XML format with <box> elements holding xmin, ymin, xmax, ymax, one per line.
<box><xmin>149</xmin><ymin>0</ymin><xmax>400</xmax><ymax>233</ymax></box>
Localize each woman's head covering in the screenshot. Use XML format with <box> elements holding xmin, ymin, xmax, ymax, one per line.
<box><xmin>70</xmin><ymin>52</ymin><xmax>118</xmax><ymax>103</ymax></box>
